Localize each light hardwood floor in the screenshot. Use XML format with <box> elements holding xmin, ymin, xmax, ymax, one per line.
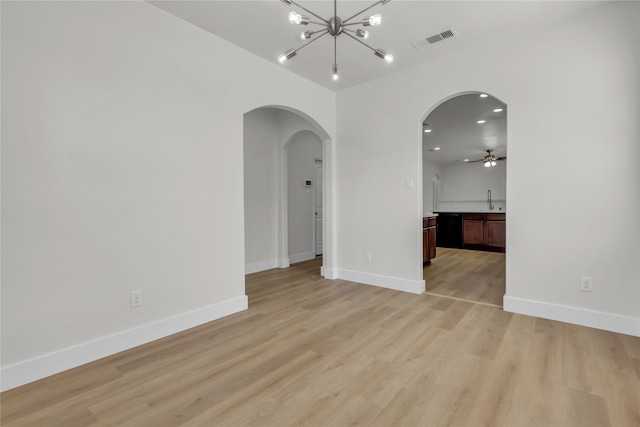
<box><xmin>2</xmin><ymin>258</ymin><xmax>639</xmax><ymax>426</ymax></box>
<box><xmin>424</xmin><ymin>247</ymin><xmax>506</xmax><ymax>307</ymax></box>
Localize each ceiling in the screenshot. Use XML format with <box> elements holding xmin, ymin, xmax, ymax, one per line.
<box><xmin>148</xmin><ymin>0</ymin><xmax>608</xmax><ymax>91</ymax></box>
<box><xmin>423</xmin><ymin>93</ymin><xmax>506</xmax><ymax>165</ymax></box>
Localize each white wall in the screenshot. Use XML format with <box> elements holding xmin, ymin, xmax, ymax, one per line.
<box><xmin>1</xmin><ymin>1</ymin><xmax>335</xmax><ymax>390</ymax></box>
<box><xmin>438</xmin><ymin>161</ymin><xmax>506</xmax><ymax>212</ymax></box>
<box><xmin>337</xmin><ymin>1</ymin><xmax>639</xmax><ymax>334</ymax></box>
<box><xmin>287</xmin><ymin>131</ymin><xmax>322</xmax><ymax>263</ymax></box>
<box><xmin>244</xmin><ymin>109</ymin><xmax>279</xmax><ymax>272</ymax></box>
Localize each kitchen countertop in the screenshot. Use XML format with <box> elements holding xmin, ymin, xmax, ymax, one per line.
<box><xmin>433</xmin><ymin>210</ymin><xmax>506</xmax><ymax>214</ymax></box>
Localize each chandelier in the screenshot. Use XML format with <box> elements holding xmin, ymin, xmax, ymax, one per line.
<box><xmin>278</xmin><ymin>0</ymin><xmax>394</xmax><ymax>81</ymax></box>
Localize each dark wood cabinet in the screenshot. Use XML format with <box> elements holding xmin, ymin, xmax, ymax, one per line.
<box><xmin>423</xmin><ymin>216</ymin><xmax>437</xmax><ymax>264</ymax></box>
<box><xmin>462</xmin><ymin>213</ymin><xmax>505</xmax><ymax>252</ymax></box>
<box><xmin>485</xmin><ymin>214</ymin><xmax>506</xmax><ymax>249</ymax></box>
<box><xmin>462</xmin><ymin>214</ymin><xmax>484</xmax><ymax>246</ymax></box>
<box><xmin>428</xmin><ymin>226</ymin><xmax>437</xmax><ymax>260</ymax></box>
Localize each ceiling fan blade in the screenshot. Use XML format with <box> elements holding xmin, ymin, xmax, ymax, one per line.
<box><xmin>466</xmin><ymin>159</ymin><xmax>485</xmax><ymax>163</ymax></box>
<box><xmin>496</xmin><ymin>156</ymin><xmax>507</xmax><ymax>161</ymax></box>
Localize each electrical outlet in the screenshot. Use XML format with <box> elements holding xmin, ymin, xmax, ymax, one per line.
<box><xmin>364</xmin><ymin>251</ymin><xmax>372</xmax><ymax>263</ymax></box>
<box><xmin>130</xmin><ymin>290</ymin><xmax>143</xmax><ymax>307</ymax></box>
<box><xmin>580</xmin><ymin>276</ymin><xmax>593</xmax><ymax>292</ymax></box>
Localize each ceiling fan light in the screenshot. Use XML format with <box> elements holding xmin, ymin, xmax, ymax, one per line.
<box><xmin>278</xmin><ymin>48</ymin><xmax>296</xmax><ymax>63</ymax></box>
<box><xmin>363</xmin><ymin>14</ymin><xmax>382</xmax><ymax>26</ymax></box>
<box><xmin>356</xmin><ymin>29</ymin><xmax>369</xmax><ymax>39</ymax></box>
<box><xmin>484</xmin><ymin>161</ymin><xmax>491</xmax><ymax>168</ymax></box>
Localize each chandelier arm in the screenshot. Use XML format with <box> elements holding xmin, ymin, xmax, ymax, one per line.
<box><xmin>296</xmin><ymin>30</ymin><xmax>330</xmax><ymax>52</ymax></box>
<box><xmin>289</xmin><ymin>1</ymin><xmax>330</xmax><ymax>25</ymax></box>
<box><xmin>342</xmin><ymin>0</ymin><xmax>386</xmax><ymax>24</ymax></box>
<box><xmin>341</xmin><ymin>22</ymin><xmax>368</xmax><ymax>28</ymax></box>
<box><xmin>343</xmin><ymin>30</ymin><xmax>376</xmax><ymax>53</ymax></box>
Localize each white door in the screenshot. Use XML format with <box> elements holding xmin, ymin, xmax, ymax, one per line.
<box><xmin>314</xmin><ymin>160</ymin><xmax>323</xmax><ymax>256</ymax></box>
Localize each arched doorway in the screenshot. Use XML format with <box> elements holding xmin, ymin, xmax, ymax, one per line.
<box><xmin>243</xmin><ymin>106</ymin><xmax>334</xmax><ymax>278</ymax></box>
<box><xmin>421</xmin><ymin>92</ymin><xmax>507</xmax><ymax>306</ymax></box>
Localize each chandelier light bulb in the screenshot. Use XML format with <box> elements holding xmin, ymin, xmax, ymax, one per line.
<box><xmin>332</xmin><ymin>64</ymin><xmax>339</xmax><ymax>81</ymax></box>
<box><xmin>288</xmin><ymin>11</ymin><xmax>301</xmax><ymax>24</ymax></box>
<box><xmin>356</xmin><ymin>29</ymin><xmax>369</xmax><ymax>39</ymax></box>
<box><xmin>364</xmin><ymin>14</ymin><xmax>382</xmax><ymax>26</ymax></box>
<box><xmin>374</xmin><ymin>48</ymin><xmax>393</xmax><ymax>63</ymax></box>
<box><xmin>288</xmin><ymin>11</ymin><xmax>309</xmax><ymax>25</ymax></box>
<box><xmin>301</xmin><ymin>30</ymin><xmax>313</xmax><ymax>40</ymax></box>
<box><xmin>278</xmin><ymin>48</ymin><xmax>296</xmax><ymax>63</ymax></box>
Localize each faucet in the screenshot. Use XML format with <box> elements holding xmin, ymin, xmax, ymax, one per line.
<box><xmin>487</xmin><ymin>189</ymin><xmax>494</xmax><ymax>210</ymax></box>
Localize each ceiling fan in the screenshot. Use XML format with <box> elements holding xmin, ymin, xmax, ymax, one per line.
<box><xmin>466</xmin><ymin>150</ymin><xmax>506</xmax><ymax>168</ymax></box>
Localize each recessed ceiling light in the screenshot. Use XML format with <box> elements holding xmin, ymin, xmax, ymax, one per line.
<box><xmin>424</xmin><ymin>129</ymin><xmax>432</xmax><ymax>133</ymax></box>
<box><xmin>480</xmin><ymin>94</ymin><xmax>488</xmax><ymax>98</ymax></box>
<box><xmin>434</xmin><ymin>147</ymin><xmax>440</xmax><ymax>150</ymax></box>
<box><xmin>477</xmin><ymin>120</ymin><xmax>486</xmax><ymax>124</ymax></box>
<box><xmin>464</xmin><ymin>159</ymin><xmax>470</xmax><ymax>162</ymax></box>
<box><xmin>493</xmin><ymin>108</ymin><xmax>503</xmax><ymax>112</ymax></box>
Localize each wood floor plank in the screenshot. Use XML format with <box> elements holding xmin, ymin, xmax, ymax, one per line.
<box><xmin>2</xmin><ymin>257</ymin><xmax>639</xmax><ymax>427</ymax></box>
<box><xmin>425</xmin><ymin>247</ymin><xmax>505</xmax><ymax>306</ymax></box>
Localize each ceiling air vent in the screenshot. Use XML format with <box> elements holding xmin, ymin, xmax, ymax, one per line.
<box><xmin>411</xmin><ymin>28</ymin><xmax>457</xmax><ymax>49</ymax></box>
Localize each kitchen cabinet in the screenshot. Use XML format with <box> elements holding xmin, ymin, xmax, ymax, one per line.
<box><xmin>462</xmin><ymin>214</ymin><xmax>484</xmax><ymax>245</ymax></box>
<box><xmin>485</xmin><ymin>214</ymin><xmax>506</xmax><ymax>249</ymax></box>
<box><xmin>462</xmin><ymin>213</ymin><xmax>505</xmax><ymax>252</ymax></box>
<box><xmin>423</xmin><ymin>216</ymin><xmax>437</xmax><ymax>264</ymax></box>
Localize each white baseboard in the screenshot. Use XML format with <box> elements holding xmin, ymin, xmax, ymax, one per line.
<box><xmin>289</xmin><ymin>251</ymin><xmax>316</xmax><ymax>264</ymax></box>
<box><xmin>245</xmin><ymin>259</ymin><xmax>278</xmax><ymax>274</ymax></box>
<box><xmin>0</xmin><ymin>295</ymin><xmax>248</xmax><ymax>392</ymax></box>
<box><xmin>503</xmin><ymin>295</ymin><xmax>640</xmax><ymax>337</ymax></box>
<box><xmin>277</xmin><ymin>258</ymin><xmax>290</xmax><ymax>269</ymax></box>
<box><xmin>337</xmin><ymin>269</ymin><xmax>425</xmax><ymax>294</ymax></box>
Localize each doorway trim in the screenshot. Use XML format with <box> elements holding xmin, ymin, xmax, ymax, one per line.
<box><xmin>313</xmin><ymin>157</ymin><xmax>323</xmax><ymax>257</ymax></box>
